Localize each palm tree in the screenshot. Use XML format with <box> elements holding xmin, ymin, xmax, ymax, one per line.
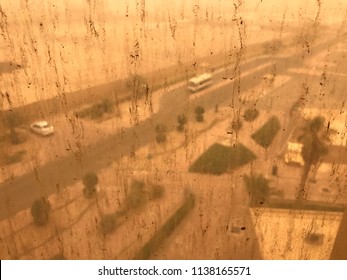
<box><xmin>243</xmin><ymin>174</ymin><xmax>282</xmax><ymax>206</ymax></box>
<box><xmin>297</xmin><ymin>116</ymin><xmax>330</xmax><ymax>200</ymax></box>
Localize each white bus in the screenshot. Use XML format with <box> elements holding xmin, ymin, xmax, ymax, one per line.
<box><xmin>188</xmin><ymin>73</ymin><xmax>213</xmax><ymax>93</ymax></box>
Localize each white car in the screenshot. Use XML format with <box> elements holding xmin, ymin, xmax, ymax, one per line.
<box><xmin>30</xmin><ymin>121</ymin><xmax>54</xmax><ymax>136</ymax></box>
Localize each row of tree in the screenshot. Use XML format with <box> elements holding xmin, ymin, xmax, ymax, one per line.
<box><xmin>31</xmin><ymin>172</ymin><xmax>99</xmax><ymax>226</ymax></box>
<box><xmin>154</xmin><ymin>106</ymin><xmax>206</xmax><ymax>144</ymax></box>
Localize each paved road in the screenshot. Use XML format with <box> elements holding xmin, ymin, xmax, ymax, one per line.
<box><xmin>0</xmin><ymin>35</ymin><xmax>341</xmax><ymax>221</ymax></box>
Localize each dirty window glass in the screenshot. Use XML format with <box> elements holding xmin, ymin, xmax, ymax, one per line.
<box><xmin>0</xmin><ymin>0</ymin><xmax>346</xmax><ymax>260</ymax></box>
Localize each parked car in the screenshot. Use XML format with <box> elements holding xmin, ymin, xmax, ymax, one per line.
<box><xmin>284</xmin><ymin>142</ymin><xmax>304</xmax><ymax>166</ymax></box>
<box><xmin>30</xmin><ymin>121</ymin><xmax>54</xmax><ymax>136</ymax></box>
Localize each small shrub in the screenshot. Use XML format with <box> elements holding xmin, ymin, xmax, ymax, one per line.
<box><xmin>243</xmin><ymin>174</ymin><xmax>271</xmax><ymax>199</ymax></box>
<box><xmin>196</xmin><ymin>114</ymin><xmax>204</xmax><ymax>122</ymax></box>
<box><xmin>195</xmin><ymin>106</ymin><xmax>205</xmax><ymax>115</ymax></box>
<box><xmin>149</xmin><ymin>185</ymin><xmax>165</xmax><ymax>200</ymax></box>
<box><xmin>195</xmin><ymin>106</ymin><xmax>205</xmax><ymax>122</ymax></box>
<box><xmin>90</xmin><ymin>103</ymin><xmax>104</xmax><ymax>119</ymax></box>
<box><xmin>243</xmin><ymin>173</ymin><xmax>283</xmax><ymax>205</ymax></box>
<box><xmin>305</xmin><ymin>233</ymin><xmax>324</xmax><ymax>245</ymax></box>
<box><xmin>177</xmin><ymin>124</ymin><xmax>184</xmax><ymax>132</ymax></box>
<box><xmin>83</xmin><ymin>172</ymin><xmax>98</xmax><ymax>186</ymax></box>
<box><xmin>82</xmin><ymin>172</ymin><xmax>99</xmax><ymax>198</ymax></box>
<box><xmin>243</xmin><ymin>108</ymin><xmax>259</xmax><ymax>122</ymax></box>
<box><xmin>101</xmin><ymin>99</ymin><xmax>114</xmax><ymax>113</ymax></box>
<box><xmin>31</xmin><ymin>197</ymin><xmax>51</xmax><ymax>226</ymax></box>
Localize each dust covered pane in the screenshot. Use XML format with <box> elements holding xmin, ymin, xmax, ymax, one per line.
<box><xmin>0</xmin><ymin>0</ymin><xmax>347</xmax><ymax>260</ymax></box>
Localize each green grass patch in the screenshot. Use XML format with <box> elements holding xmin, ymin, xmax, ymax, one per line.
<box><xmin>251</xmin><ymin>116</ymin><xmax>280</xmax><ymax>148</ymax></box>
<box><xmin>189</xmin><ymin>143</ymin><xmax>256</xmax><ymax>175</ymax></box>
<box><xmin>243</xmin><ymin>108</ymin><xmax>259</xmax><ymax>122</ymax></box>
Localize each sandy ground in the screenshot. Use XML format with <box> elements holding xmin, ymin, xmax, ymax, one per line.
<box><xmin>0</xmin><ymin>101</ymin><xmax>343</xmax><ymax>259</ymax></box>
<box><xmin>1</xmin><ymin>12</ymin><xmax>346</xmax><ymax>259</ymax></box>
<box><xmin>0</xmin><ymin>55</ymin><xmax>278</xmax><ymax>183</ymax></box>
<box><xmin>0</xmin><ymin>78</ymin><xmax>179</xmax><ymax>183</ymax></box>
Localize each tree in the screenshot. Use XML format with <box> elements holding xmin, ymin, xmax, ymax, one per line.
<box><xmin>195</xmin><ymin>106</ymin><xmax>205</xmax><ymax>122</ymax></box>
<box><xmin>31</xmin><ymin>197</ymin><xmax>51</xmax><ymax>226</ymax></box>
<box><xmin>149</xmin><ymin>184</ymin><xmax>165</xmax><ymax>200</ymax></box>
<box><xmin>82</xmin><ymin>172</ymin><xmax>99</xmax><ymax>198</ymax></box>
<box><xmin>297</xmin><ymin>116</ymin><xmax>329</xmax><ymax>199</ymax></box>
<box><xmin>243</xmin><ymin>174</ymin><xmax>271</xmax><ymax>205</ymax></box>
<box><xmin>177</xmin><ymin>114</ymin><xmax>187</xmax><ymax>132</ymax></box>
<box><xmin>4</xmin><ymin>111</ymin><xmax>23</xmax><ymax>144</ymax></box>
<box><xmin>243</xmin><ymin>174</ymin><xmax>282</xmax><ymax>206</ymax></box>
<box><xmin>101</xmin><ymin>99</ymin><xmax>114</xmax><ymax>114</ymax></box>
<box><xmin>90</xmin><ymin>103</ymin><xmax>105</xmax><ymax>119</ymax></box>
<box><xmin>155</xmin><ymin>124</ymin><xmax>167</xmax><ymax>143</ymax></box>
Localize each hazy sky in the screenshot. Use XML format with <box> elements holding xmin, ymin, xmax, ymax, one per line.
<box><xmin>1</xmin><ymin>0</ymin><xmax>346</xmax><ymax>23</ymax></box>
<box><xmin>1</xmin><ymin>0</ymin><xmax>346</xmax><ymax>108</ymax></box>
